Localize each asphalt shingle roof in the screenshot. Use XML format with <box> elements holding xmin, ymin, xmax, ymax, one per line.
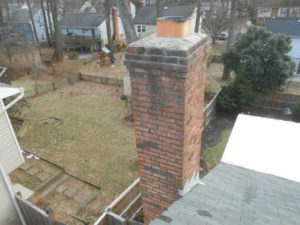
<box><xmin>133</xmin><ymin>5</ymin><xmax>195</xmax><ymax>25</ymax></box>
<box><xmin>59</xmin><ymin>13</ymin><xmax>105</xmax><ymax>28</ymax></box>
<box><xmin>266</xmin><ymin>18</ymin><xmax>300</xmax><ymax>37</ymax></box>
<box><xmin>151</xmin><ymin>162</ymin><xmax>300</xmax><ymax>225</ymax></box>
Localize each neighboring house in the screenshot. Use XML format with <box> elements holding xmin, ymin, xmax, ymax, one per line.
<box><xmin>133</xmin><ymin>5</ymin><xmax>198</xmax><ymax>38</ymax></box>
<box><xmin>59</xmin><ymin>10</ymin><xmax>130</xmax><ymax>49</ymax></box>
<box><xmin>266</xmin><ymin>18</ymin><xmax>300</xmax><ymax>76</ymax></box>
<box><xmin>3</xmin><ymin>4</ymin><xmax>52</xmax><ymax>43</ymax></box>
<box><xmin>257</xmin><ymin>3</ymin><xmax>300</xmax><ymax>25</ymax></box>
<box><xmin>150</xmin><ymin>114</ymin><xmax>300</xmax><ymax>225</ymax></box>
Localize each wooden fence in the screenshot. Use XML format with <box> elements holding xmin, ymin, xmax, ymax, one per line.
<box><xmin>94</xmin><ymin>178</ymin><xmax>143</xmax><ymax>225</ymax></box>
<box><xmin>16</xmin><ymin>195</ymin><xmax>68</xmax><ymax>225</ymax></box>
<box><xmin>255</xmin><ymin>92</ymin><xmax>300</xmax><ymax>111</ymax></box>
<box><xmin>24</xmin><ymin>74</ymin><xmax>81</xmax><ymax>98</ymax></box>
<box><xmin>202</xmin><ymin>90</ymin><xmax>221</xmax><ymax>130</ymax></box>
<box><xmin>81</xmin><ymin>74</ymin><xmax>123</xmax><ymax>87</ymax></box>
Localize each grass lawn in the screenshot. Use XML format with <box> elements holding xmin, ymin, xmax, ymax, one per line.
<box><xmin>211</xmin><ymin>42</ymin><xmax>226</xmax><ymax>56</ymax></box>
<box><xmin>19</xmin><ymin>81</ymin><xmax>138</xmax><ymax>198</ymax></box>
<box><xmin>202</xmin><ymin>129</ymin><xmax>232</xmax><ymax>171</ymax></box>
<box><xmin>206</xmin><ymin>63</ymin><xmax>227</xmax><ymax>95</ymax></box>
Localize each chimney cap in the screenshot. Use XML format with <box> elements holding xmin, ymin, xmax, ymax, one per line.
<box><xmin>157</xmin><ymin>16</ymin><xmax>190</xmax><ymax>23</ymax></box>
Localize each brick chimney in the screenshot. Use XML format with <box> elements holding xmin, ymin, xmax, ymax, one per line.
<box><xmin>124</xmin><ymin>19</ymin><xmax>210</xmax><ymax>224</ymax></box>
<box><xmin>112</xmin><ymin>8</ymin><xmax>120</xmax><ymax>43</ymax></box>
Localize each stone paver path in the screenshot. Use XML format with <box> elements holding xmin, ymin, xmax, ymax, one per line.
<box><xmin>27</xmin><ymin>167</ymin><xmax>39</xmax><ymax>176</ymax></box>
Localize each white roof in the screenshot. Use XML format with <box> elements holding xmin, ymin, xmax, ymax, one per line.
<box><xmin>0</xmin><ymin>87</ymin><xmax>22</xmax><ymax>100</ymax></box>
<box><xmin>222</xmin><ymin>114</ymin><xmax>300</xmax><ymax>183</ymax></box>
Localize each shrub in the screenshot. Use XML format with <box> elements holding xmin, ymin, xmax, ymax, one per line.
<box><xmin>292</xmin><ymin>102</ymin><xmax>300</xmax><ymax>122</ymax></box>
<box><xmin>222</xmin><ymin>26</ymin><xmax>295</xmax><ymax>93</ymax></box>
<box><xmin>218</xmin><ymin>76</ymin><xmax>256</xmax><ymax>113</ymax></box>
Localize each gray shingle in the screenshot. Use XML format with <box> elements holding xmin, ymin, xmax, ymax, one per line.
<box><xmin>150</xmin><ymin>163</ymin><xmax>300</xmax><ymax>225</ymax></box>
<box><xmin>133</xmin><ymin>5</ymin><xmax>195</xmax><ymax>25</ymax></box>
<box><xmin>266</xmin><ymin>18</ymin><xmax>300</xmax><ymax>37</ymax></box>
<box><xmin>59</xmin><ymin>13</ymin><xmax>105</xmax><ymax>28</ymax></box>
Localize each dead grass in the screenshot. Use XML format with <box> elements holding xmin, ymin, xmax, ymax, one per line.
<box><xmin>79</xmin><ymin>52</ymin><xmax>128</xmax><ymax>79</ymax></box>
<box><xmin>206</xmin><ymin>63</ymin><xmax>227</xmax><ymax>95</ymax></box>
<box><xmin>19</xmin><ymin>82</ymin><xmax>138</xmax><ymax>197</ymax></box>
<box><xmin>211</xmin><ymin>42</ymin><xmax>226</xmax><ymax>56</ymax></box>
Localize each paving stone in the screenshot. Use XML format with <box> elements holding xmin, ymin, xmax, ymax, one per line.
<box><xmin>64</xmin><ymin>188</ymin><xmax>77</xmax><ymax>198</ymax></box>
<box><xmin>19</xmin><ymin>164</ymin><xmax>31</xmax><ymax>171</ymax></box>
<box><xmin>26</xmin><ymin>167</ymin><xmax>39</xmax><ymax>176</ymax></box>
<box><xmin>56</xmin><ymin>184</ymin><xmax>68</xmax><ymax>193</ymax></box>
<box><xmin>74</xmin><ymin>192</ymin><xmax>89</xmax><ymax>203</ymax></box>
<box><xmin>89</xmin><ymin>200</ymin><xmax>102</xmax><ymax>210</ymax></box>
<box><xmin>37</xmin><ymin>172</ymin><xmax>50</xmax><ymax>181</ymax></box>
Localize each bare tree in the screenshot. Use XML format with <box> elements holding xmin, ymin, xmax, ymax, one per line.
<box><xmin>105</xmin><ymin>0</ymin><xmax>114</xmax><ymax>62</ymax></box>
<box><xmin>118</xmin><ymin>0</ymin><xmax>137</xmax><ymax>44</ymax></box>
<box><xmin>222</xmin><ymin>0</ymin><xmax>238</xmax><ymax>80</ymax></box>
<box><xmin>26</xmin><ymin>0</ymin><xmax>40</xmax><ymax>47</ymax></box>
<box><xmin>40</xmin><ymin>0</ymin><xmax>51</xmax><ymax>47</ymax></box>
<box><xmin>202</xmin><ymin>3</ymin><xmax>230</xmax><ymax>44</ymax></box>
<box><xmin>156</xmin><ymin>0</ymin><xmax>164</xmax><ymax>18</ymax></box>
<box><xmin>0</xmin><ymin>3</ymin><xmax>3</xmax><ymax>28</ymax></box>
<box><xmin>46</xmin><ymin>0</ymin><xmax>53</xmax><ymax>37</ymax></box>
<box><xmin>194</xmin><ymin>0</ymin><xmax>202</xmax><ymax>33</ymax></box>
<box><xmin>4</xmin><ymin>0</ymin><xmax>11</xmax><ymax>23</ymax></box>
<box><xmin>49</xmin><ymin>0</ymin><xmax>63</xmax><ymax>62</ymax></box>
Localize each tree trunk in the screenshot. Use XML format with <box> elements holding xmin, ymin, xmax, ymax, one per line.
<box><xmin>250</xmin><ymin>0</ymin><xmax>257</xmax><ymax>25</ymax></box>
<box><xmin>26</xmin><ymin>0</ymin><xmax>40</xmax><ymax>47</ymax></box>
<box><xmin>105</xmin><ymin>0</ymin><xmax>114</xmax><ymax>63</ymax></box>
<box><xmin>49</xmin><ymin>0</ymin><xmax>63</xmax><ymax>62</ymax></box>
<box><xmin>46</xmin><ymin>0</ymin><xmax>53</xmax><ymax>37</ymax></box>
<box><xmin>4</xmin><ymin>0</ymin><xmax>11</xmax><ymax>23</ymax></box>
<box><xmin>117</xmin><ymin>0</ymin><xmax>137</xmax><ymax>44</ymax></box>
<box><xmin>287</xmin><ymin>0</ymin><xmax>292</xmax><ymax>17</ymax></box>
<box><xmin>194</xmin><ymin>0</ymin><xmax>202</xmax><ymax>33</ymax></box>
<box><xmin>156</xmin><ymin>0</ymin><xmax>164</xmax><ymax>18</ymax></box>
<box><xmin>40</xmin><ymin>0</ymin><xmax>51</xmax><ymax>47</ymax></box>
<box><xmin>0</xmin><ymin>3</ymin><xmax>3</xmax><ymax>27</ymax></box>
<box><xmin>222</xmin><ymin>0</ymin><xmax>237</xmax><ymax>81</ymax></box>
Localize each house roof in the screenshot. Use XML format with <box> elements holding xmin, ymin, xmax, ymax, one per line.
<box><xmin>133</xmin><ymin>5</ymin><xmax>195</xmax><ymax>25</ymax></box>
<box><xmin>151</xmin><ymin>162</ymin><xmax>300</xmax><ymax>225</ymax></box>
<box><xmin>0</xmin><ymin>86</ymin><xmax>23</xmax><ymax>100</ymax></box>
<box><xmin>266</xmin><ymin>18</ymin><xmax>300</xmax><ymax>37</ymax></box>
<box><xmin>59</xmin><ymin>13</ymin><xmax>106</xmax><ymax>28</ymax></box>
<box><xmin>151</xmin><ymin>115</ymin><xmax>300</xmax><ymax>225</ymax></box>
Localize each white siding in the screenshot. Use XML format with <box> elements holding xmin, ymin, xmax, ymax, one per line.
<box><xmin>289</xmin><ymin>38</ymin><xmax>300</xmax><ymax>76</ymax></box>
<box><xmin>0</xmin><ymin>166</ymin><xmax>22</xmax><ymax>225</ymax></box>
<box><xmin>0</xmin><ymin>100</ymin><xmax>24</xmax><ymax>174</ymax></box>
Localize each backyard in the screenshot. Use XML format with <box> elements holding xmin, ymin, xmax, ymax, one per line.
<box><xmin>18</xmin><ymin>82</ymin><xmax>138</xmax><ymax>195</ymax></box>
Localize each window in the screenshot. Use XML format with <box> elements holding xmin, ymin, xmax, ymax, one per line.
<box><xmin>280</xmin><ymin>8</ymin><xmax>288</xmax><ymax>14</ymax></box>
<box><xmin>293</xmin><ymin>8</ymin><xmax>300</xmax><ymax>13</ymax></box>
<box><xmin>137</xmin><ymin>25</ymin><xmax>146</xmax><ymax>33</ymax></box>
<box><xmin>261</xmin><ymin>8</ymin><xmax>269</xmax><ymax>13</ymax></box>
<box><xmin>82</xmin><ymin>28</ymin><xmax>89</xmax><ymax>34</ymax></box>
<box><xmin>42</xmin><ymin>34</ymin><xmax>45</xmax><ymax>41</ymax></box>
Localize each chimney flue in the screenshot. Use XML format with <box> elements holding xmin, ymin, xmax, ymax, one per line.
<box><xmin>157</xmin><ymin>16</ymin><xmax>191</xmax><ymax>38</ymax></box>
<box><xmin>125</xmin><ymin>33</ymin><xmax>211</xmax><ymax>224</ymax></box>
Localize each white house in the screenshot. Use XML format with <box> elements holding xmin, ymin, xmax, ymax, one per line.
<box><xmin>0</xmin><ymin>86</ymin><xmax>25</xmax><ymax>225</ymax></box>
<box><xmin>133</xmin><ymin>5</ymin><xmax>201</xmax><ymax>38</ymax></box>
<box><xmin>266</xmin><ymin>18</ymin><xmax>300</xmax><ymax>76</ymax></box>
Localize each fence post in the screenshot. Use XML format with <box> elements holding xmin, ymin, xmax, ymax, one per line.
<box><xmin>47</xmin><ymin>209</ymin><xmax>57</xmax><ymax>225</ymax></box>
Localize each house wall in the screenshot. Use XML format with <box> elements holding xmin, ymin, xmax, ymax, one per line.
<box><xmin>290</xmin><ymin>37</ymin><xmax>300</xmax><ymax>76</ymax></box>
<box><xmin>99</xmin><ymin>15</ymin><xmax>126</xmax><ymax>44</ymax></box>
<box><xmin>32</xmin><ymin>9</ymin><xmax>53</xmax><ymax>43</ymax></box>
<box><xmin>59</xmin><ymin>27</ymin><xmax>100</xmax><ymax>37</ymax></box>
<box><xmin>0</xmin><ymin>100</ymin><xmax>24</xmax><ymax>174</ymax></box>
<box><xmin>0</xmin><ymin>165</ymin><xmax>22</xmax><ymax>225</ymax></box>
